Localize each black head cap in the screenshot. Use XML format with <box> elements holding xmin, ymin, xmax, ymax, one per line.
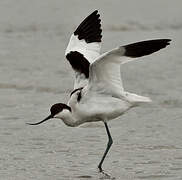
<box><xmin>50</xmin><ymin>103</ymin><xmax>71</xmax><ymax>116</ymax></box>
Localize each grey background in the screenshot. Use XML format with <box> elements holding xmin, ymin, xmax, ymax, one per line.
<box><xmin>0</xmin><ymin>0</ymin><xmax>182</xmax><ymax>179</ymax></box>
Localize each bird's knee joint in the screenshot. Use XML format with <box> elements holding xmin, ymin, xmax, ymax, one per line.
<box><xmin>108</xmin><ymin>138</ymin><xmax>113</xmax><ymax>147</ymax></box>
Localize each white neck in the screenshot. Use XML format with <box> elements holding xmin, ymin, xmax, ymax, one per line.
<box><xmin>57</xmin><ymin>109</ymin><xmax>81</xmax><ymax>127</ymax></box>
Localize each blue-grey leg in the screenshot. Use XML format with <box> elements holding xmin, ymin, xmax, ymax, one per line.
<box><xmin>98</xmin><ymin>122</ymin><xmax>113</xmax><ymax>172</ymax></box>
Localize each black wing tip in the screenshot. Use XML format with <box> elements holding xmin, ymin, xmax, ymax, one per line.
<box><xmin>154</xmin><ymin>38</ymin><xmax>171</xmax><ymax>45</ymax></box>
<box><xmin>163</xmin><ymin>38</ymin><xmax>172</xmax><ymax>46</ymax></box>
<box><xmin>74</xmin><ymin>10</ymin><xmax>102</xmax><ymax>43</ymax></box>
<box><xmin>124</xmin><ymin>38</ymin><xmax>172</xmax><ymax>58</ymax></box>
<box><xmin>91</xmin><ymin>10</ymin><xmax>99</xmax><ymax>15</ymax></box>
<box><xmin>152</xmin><ymin>39</ymin><xmax>172</xmax><ymax>48</ymax></box>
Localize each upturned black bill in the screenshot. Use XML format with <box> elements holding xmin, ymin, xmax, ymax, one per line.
<box><xmin>27</xmin><ymin>114</ymin><xmax>53</xmax><ymax>125</ymax></box>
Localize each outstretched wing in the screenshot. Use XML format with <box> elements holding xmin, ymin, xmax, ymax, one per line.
<box><xmin>88</xmin><ymin>39</ymin><xmax>171</xmax><ymax>98</ymax></box>
<box><xmin>65</xmin><ymin>10</ymin><xmax>102</xmax><ymax>89</ymax></box>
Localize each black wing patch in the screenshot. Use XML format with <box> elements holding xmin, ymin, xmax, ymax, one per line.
<box><xmin>66</xmin><ymin>51</ymin><xmax>90</xmax><ymax>78</ymax></box>
<box><xmin>70</xmin><ymin>87</ymin><xmax>83</xmax><ymax>102</ymax></box>
<box><xmin>123</xmin><ymin>39</ymin><xmax>171</xmax><ymax>58</ymax></box>
<box><xmin>70</xmin><ymin>87</ymin><xmax>83</xmax><ymax>97</ymax></box>
<box><xmin>74</xmin><ymin>10</ymin><xmax>102</xmax><ymax>43</ymax></box>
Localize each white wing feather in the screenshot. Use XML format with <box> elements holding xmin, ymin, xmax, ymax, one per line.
<box><xmin>65</xmin><ymin>34</ymin><xmax>101</xmax><ymax>64</ymax></box>
<box><xmin>65</xmin><ymin>10</ymin><xmax>102</xmax><ymax>89</ymax></box>
<box><xmin>88</xmin><ymin>39</ymin><xmax>171</xmax><ymax>98</ymax></box>
<box><xmin>88</xmin><ymin>47</ymin><xmax>127</xmax><ymax>98</ymax></box>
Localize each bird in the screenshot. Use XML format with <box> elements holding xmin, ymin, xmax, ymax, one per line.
<box><xmin>28</xmin><ymin>10</ymin><xmax>171</xmax><ymax>173</ymax></box>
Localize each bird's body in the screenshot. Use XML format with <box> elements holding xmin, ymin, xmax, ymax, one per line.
<box><xmin>63</xmin><ymin>88</ymin><xmax>150</xmax><ymax>127</ymax></box>
<box><xmin>28</xmin><ymin>10</ymin><xmax>171</xmax><ymax>173</ymax></box>
<box><xmin>65</xmin><ymin>91</ymin><xmax>131</xmax><ymax>126</ymax></box>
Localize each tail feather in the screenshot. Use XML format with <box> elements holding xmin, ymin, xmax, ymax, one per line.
<box><xmin>126</xmin><ymin>92</ymin><xmax>152</xmax><ymax>104</ymax></box>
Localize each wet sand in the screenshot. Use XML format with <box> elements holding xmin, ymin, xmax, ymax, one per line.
<box><xmin>0</xmin><ymin>0</ymin><xmax>182</xmax><ymax>179</ymax></box>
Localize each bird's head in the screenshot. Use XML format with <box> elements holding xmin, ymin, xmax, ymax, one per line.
<box><xmin>27</xmin><ymin>103</ymin><xmax>71</xmax><ymax>125</ymax></box>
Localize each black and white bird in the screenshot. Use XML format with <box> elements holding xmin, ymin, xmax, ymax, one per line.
<box><xmin>28</xmin><ymin>10</ymin><xmax>171</xmax><ymax>172</ymax></box>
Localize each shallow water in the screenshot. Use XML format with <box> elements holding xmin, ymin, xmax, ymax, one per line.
<box><xmin>0</xmin><ymin>0</ymin><xmax>182</xmax><ymax>179</ymax></box>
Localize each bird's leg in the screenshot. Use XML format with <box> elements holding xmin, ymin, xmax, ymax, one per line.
<box><xmin>98</xmin><ymin>122</ymin><xmax>113</xmax><ymax>172</ymax></box>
